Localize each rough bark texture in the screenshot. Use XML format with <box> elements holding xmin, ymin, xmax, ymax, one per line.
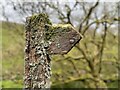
<box><xmin>24</xmin><ymin>13</ymin><xmax>52</xmax><ymax>89</ymax></box>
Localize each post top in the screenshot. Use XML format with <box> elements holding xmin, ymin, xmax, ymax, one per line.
<box><xmin>25</xmin><ymin>13</ymin><xmax>52</xmax><ymax>31</ymax></box>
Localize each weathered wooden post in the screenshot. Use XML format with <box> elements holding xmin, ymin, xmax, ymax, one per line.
<box><xmin>24</xmin><ymin>13</ymin><xmax>82</xmax><ymax>89</ymax></box>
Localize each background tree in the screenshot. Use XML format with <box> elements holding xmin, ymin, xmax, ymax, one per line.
<box><xmin>1</xmin><ymin>0</ymin><xmax>119</xmax><ymax>88</ymax></box>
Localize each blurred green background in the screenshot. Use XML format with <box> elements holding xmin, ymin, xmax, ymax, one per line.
<box><xmin>1</xmin><ymin>21</ymin><xmax>118</xmax><ymax>88</ymax></box>
<box><xmin>1</xmin><ymin>1</ymin><xmax>119</xmax><ymax>89</ymax></box>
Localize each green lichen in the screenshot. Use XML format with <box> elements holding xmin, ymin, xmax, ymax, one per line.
<box><xmin>26</xmin><ymin>13</ymin><xmax>52</xmax><ymax>31</ymax></box>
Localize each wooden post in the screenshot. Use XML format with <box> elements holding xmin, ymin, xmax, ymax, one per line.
<box><xmin>24</xmin><ymin>13</ymin><xmax>82</xmax><ymax>89</ymax></box>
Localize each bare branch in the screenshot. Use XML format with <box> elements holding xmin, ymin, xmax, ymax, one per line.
<box><xmin>79</xmin><ymin>1</ymin><xmax>99</xmax><ymax>33</ymax></box>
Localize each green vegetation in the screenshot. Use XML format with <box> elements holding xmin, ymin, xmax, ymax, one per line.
<box><xmin>1</xmin><ymin>21</ymin><xmax>118</xmax><ymax>88</ymax></box>
<box><xmin>2</xmin><ymin>21</ymin><xmax>24</xmax><ymax>88</ymax></box>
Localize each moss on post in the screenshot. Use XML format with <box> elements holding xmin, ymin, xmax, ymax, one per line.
<box><xmin>24</xmin><ymin>13</ymin><xmax>52</xmax><ymax>89</ymax></box>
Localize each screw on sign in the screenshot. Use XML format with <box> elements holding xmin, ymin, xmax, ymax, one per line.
<box><xmin>24</xmin><ymin>13</ymin><xmax>82</xmax><ymax>89</ymax></box>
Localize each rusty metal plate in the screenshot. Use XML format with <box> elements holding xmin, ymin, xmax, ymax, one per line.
<box><xmin>47</xmin><ymin>24</ymin><xmax>82</xmax><ymax>54</ymax></box>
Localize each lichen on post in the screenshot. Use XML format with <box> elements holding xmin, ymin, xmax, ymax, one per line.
<box><xmin>24</xmin><ymin>13</ymin><xmax>52</xmax><ymax>89</ymax></box>
<box><xmin>24</xmin><ymin>13</ymin><xmax>82</xmax><ymax>89</ymax></box>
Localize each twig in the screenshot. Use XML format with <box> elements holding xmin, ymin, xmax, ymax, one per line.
<box><xmin>79</xmin><ymin>1</ymin><xmax>99</xmax><ymax>33</ymax></box>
